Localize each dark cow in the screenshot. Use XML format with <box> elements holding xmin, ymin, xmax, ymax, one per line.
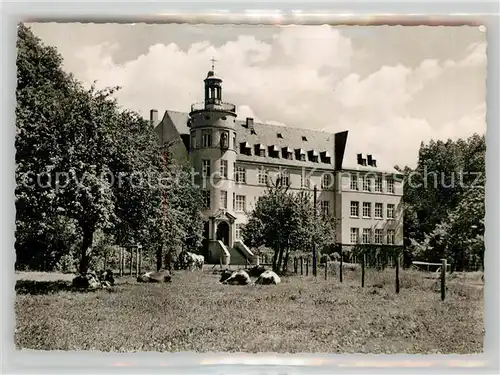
<box><xmin>247</xmin><ymin>265</ymin><xmax>267</xmax><ymax>277</ymax></box>
<box><xmin>98</xmin><ymin>269</ymin><xmax>115</xmax><ymax>286</ymax></box>
<box><xmin>221</xmin><ymin>269</ymin><xmax>251</xmax><ymax>285</ymax></box>
<box><xmin>72</xmin><ymin>271</ymin><xmax>102</xmax><ymax>290</ymax></box>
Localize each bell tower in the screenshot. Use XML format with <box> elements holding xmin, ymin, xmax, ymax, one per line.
<box><xmin>188</xmin><ymin>59</ymin><xmax>238</xmax><ymax>265</ymax></box>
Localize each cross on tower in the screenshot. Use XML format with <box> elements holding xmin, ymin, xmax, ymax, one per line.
<box><xmin>210</xmin><ymin>57</ymin><xmax>217</xmax><ymax>71</ymax></box>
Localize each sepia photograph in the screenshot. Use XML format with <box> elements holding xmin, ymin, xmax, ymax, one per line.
<box><xmin>14</xmin><ymin>22</ymin><xmax>486</xmax><ymax>354</ymax></box>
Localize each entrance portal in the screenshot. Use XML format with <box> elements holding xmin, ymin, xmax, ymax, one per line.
<box><xmin>216</xmin><ymin>221</ymin><xmax>230</xmax><ymax>246</ymax></box>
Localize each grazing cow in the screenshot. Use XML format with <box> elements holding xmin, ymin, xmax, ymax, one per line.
<box><xmin>137</xmin><ymin>270</ymin><xmax>172</xmax><ymax>283</ymax></box>
<box><xmin>221</xmin><ymin>269</ymin><xmax>251</xmax><ymax>285</ymax></box>
<box><xmin>255</xmin><ymin>270</ymin><xmax>281</xmax><ymax>285</ymax></box>
<box><xmin>179</xmin><ymin>251</ymin><xmax>204</xmax><ymax>271</ymax></box>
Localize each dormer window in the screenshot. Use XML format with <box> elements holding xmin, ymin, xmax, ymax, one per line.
<box><xmin>254</xmin><ymin>144</ymin><xmax>266</xmax><ymax>157</ymax></box>
<box><xmin>308</xmin><ymin>150</ymin><xmax>319</xmax><ymax>162</ymax></box>
<box><xmin>240</xmin><ymin>142</ymin><xmax>252</xmax><ymax>156</ymax></box>
<box><xmin>320</xmin><ymin>151</ymin><xmax>331</xmax><ymax>164</ymax></box>
<box><xmin>268</xmin><ymin>145</ymin><xmax>280</xmax><ymax>158</ymax></box>
<box><xmin>277</xmin><ymin>133</ymin><xmax>283</xmax><ymax>139</ymax></box>
<box><xmin>302</xmin><ymin>136</ymin><xmax>308</xmax><ymax>141</ymax></box>
<box><xmin>367</xmin><ymin>154</ymin><xmax>377</xmax><ymax>167</ymax></box>
<box><xmin>282</xmin><ymin>147</ymin><xmax>293</xmax><ymax>160</ymax></box>
<box><xmin>220</xmin><ymin>131</ymin><xmax>229</xmax><ymax>149</ymax></box>
<box><xmin>295</xmin><ymin>148</ymin><xmax>306</xmax><ymax>161</ymax></box>
<box><xmin>357</xmin><ymin>153</ymin><xmax>367</xmax><ymax>166</ymax></box>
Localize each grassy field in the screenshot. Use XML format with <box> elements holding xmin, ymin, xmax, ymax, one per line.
<box><xmin>14</xmin><ymin>266</ymin><xmax>483</xmax><ymax>354</ymax></box>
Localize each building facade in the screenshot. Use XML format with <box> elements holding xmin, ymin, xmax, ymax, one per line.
<box><xmin>153</xmin><ymin>68</ymin><xmax>404</xmax><ymax>265</ymax></box>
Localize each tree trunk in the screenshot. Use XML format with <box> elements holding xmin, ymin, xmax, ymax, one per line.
<box><xmin>78</xmin><ymin>226</ymin><xmax>94</xmax><ymax>274</ymax></box>
<box><xmin>282</xmin><ymin>249</ymin><xmax>290</xmax><ymax>273</ymax></box>
<box><xmin>272</xmin><ymin>250</ymin><xmax>279</xmax><ymax>272</ymax></box>
<box><xmin>277</xmin><ymin>247</ymin><xmax>285</xmax><ymax>273</ymax></box>
<box><xmin>156</xmin><ymin>246</ymin><xmax>163</xmax><ymax>272</ymax></box>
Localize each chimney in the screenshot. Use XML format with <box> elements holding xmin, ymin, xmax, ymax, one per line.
<box><xmin>150</xmin><ymin>109</ymin><xmax>158</xmax><ymax>126</ymax></box>
<box><xmin>367</xmin><ymin>154</ymin><xmax>373</xmax><ymax>165</ymax></box>
<box><xmin>246</xmin><ymin>117</ymin><xmax>254</xmax><ymax>130</ymax></box>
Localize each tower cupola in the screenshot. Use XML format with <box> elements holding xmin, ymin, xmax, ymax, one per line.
<box><xmin>190</xmin><ymin>57</ymin><xmax>236</xmax><ymax>115</ymax></box>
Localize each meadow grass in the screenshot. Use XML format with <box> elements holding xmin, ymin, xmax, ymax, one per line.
<box><xmin>14</xmin><ymin>266</ymin><xmax>483</xmax><ymax>353</ymax></box>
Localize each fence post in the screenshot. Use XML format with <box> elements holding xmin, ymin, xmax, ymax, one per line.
<box><xmin>306</xmin><ymin>258</ymin><xmax>309</xmax><ymax>276</ymax></box>
<box><xmin>340</xmin><ymin>248</ymin><xmax>343</xmax><ymax>283</ymax></box>
<box><xmin>136</xmin><ymin>247</ymin><xmax>140</xmax><ymax>277</ymax></box>
<box><xmin>361</xmin><ymin>253</ymin><xmax>365</xmax><ymax>288</ymax></box>
<box><xmin>325</xmin><ymin>261</ymin><xmax>328</xmax><ymax>280</ymax></box>
<box><xmin>119</xmin><ymin>248</ymin><xmax>124</xmax><ymax>277</ymax></box>
<box><xmin>300</xmin><ymin>257</ymin><xmax>304</xmax><ymax>275</ymax></box>
<box><xmin>395</xmin><ymin>252</ymin><xmax>400</xmax><ymax>294</ymax></box>
<box><xmin>294</xmin><ymin>257</ymin><xmax>298</xmax><ymax>274</ymax></box>
<box><xmin>441</xmin><ymin>258</ymin><xmax>447</xmax><ymax>301</ymax></box>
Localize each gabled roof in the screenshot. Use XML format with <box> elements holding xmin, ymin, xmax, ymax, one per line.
<box><xmin>158</xmin><ymin>109</ymin><xmax>400</xmax><ymax>174</ymax></box>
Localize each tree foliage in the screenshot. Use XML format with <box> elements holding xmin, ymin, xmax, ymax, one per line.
<box><xmin>15</xmin><ymin>23</ymin><xmax>204</xmax><ymax>273</ymax></box>
<box><xmin>401</xmin><ymin>135</ymin><xmax>485</xmax><ymax>271</ymax></box>
<box><xmin>243</xmin><ymin>182</ymin><xmax>339</xmax><ymax>272</ymax></box>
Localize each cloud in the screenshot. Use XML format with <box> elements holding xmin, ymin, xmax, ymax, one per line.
<box><xmin>52</xmin><ymin>26</ymin><xmax>485</xmax><ymax>168</ymax></box>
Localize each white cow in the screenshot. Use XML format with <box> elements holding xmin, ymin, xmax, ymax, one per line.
<box><xmin>182</xmin><ymin>251</ymin><xmax>204</xmax><ymax>271</ymax></box>
<box><xmin>255</xmin><ymin>270</ymin><xmax>281</xmax><ymax>285</ymax></box>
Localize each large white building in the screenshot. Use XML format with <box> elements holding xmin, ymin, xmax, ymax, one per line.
<box><xmin>153</xmin><ymin>67</ymin><xmax>404</xmax><ymax>265</ymax></box>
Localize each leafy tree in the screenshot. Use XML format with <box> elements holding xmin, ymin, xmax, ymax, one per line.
<box><xmin>15</xmin><ymin>23</ymin><xmax>204</xmax><ymax>273</ymax></box>
<box><xmin>243</xmin><ymin>183</ymin><xmax>338</xmax><ymax>272</ymax></box>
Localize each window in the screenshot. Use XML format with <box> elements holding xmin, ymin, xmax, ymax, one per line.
<box><xmin>350</xmin><ymin>201</ymin><xmax>359</xmax><ymax>217</ymax></box>
<box><xmin>278</xmin><ymin>170</ymin><xmax>290</xmax><ymax>187</ymax></box>
<box><xmin>235</xmin><ymin>166</ymin><xmax>246</xmax><ymax>183</ymax></box>
<box><xmin>362</xmin><ymin>228</ymin><xmax>372</xmax><ymax>244</ymax></box>
<box><xmin>362</xmin><ymin>202</ymin><xmax>371</xmax><ymax>218</ymax></box>
<box><xmin>258</xmin><ymin>168</ymin><xmax>268</xmax><ymax>185</ymax></box>
<box><xmin>191</xmin><ymin>134</ymin><xmax>197</xmax><ymax>149</ymax></box>
<box><xmin>374</xmin><ymin>176</ymin><xmax>382</xmax><ymax>192</ymax></box>
<box><xmin>387</xmin><ymin>204</ymin><xmax>395</xmax><ymax>219</ymax></box>
<box><xmin>374</xmin><ymin>203</ymin><xmax>383</xmax><ymax>218</ymax></box>
<box><xmin>233</xmin><ymin>133</ymin><xmax>236</xmax><ymax>150</ymax></box>
<box><xmin>374</xmin><ymin>229</ymin><xmax>383</xmax><ymax>244</ymax></box>
<box><xmin>202</xmin><ymin>190</ymin><xmax>210</xmax><ymax>209</ymax></box>
<box><xmin>220</xmin><ymin>131</ymin><xmax>229</xmax><ymax>148</ymax></box>
<box><xmin>362</xmin><ymin>176</ymin><xmax>371</xmax><ymax>191</ymax></box>
<box><xmin>277</xmin><ymin>133</ymin><xmax>283</xmax><ymax>138</ymax></box>
<box><xmin>387</xmin><ymin>229</ymin><xmax>395</xmax><ymax>245</ymax></box>
<box><xmin>220</xmin><ymin>160</ymin><xmax>228</xmax><ymax>179</ymax></box>
<box><xmin>235</xmin><ymin>195</ymin><xmax>246</xmax><ymax>212</ymax></box>
<box><xmin>387</xmin><ymin>177</ymin><xmax>395</xmax><ymax>193</ymax></box>
<box><xmin>350</xmin><ymin>175</ymin><xmax>358</xmax><ymax>190</ymax></box>
<box><xmin>302</xmin><ymin>136</ymin><xmax>308</xmax><ymax>141</ymax></box>
<box><xmin>220</xmin><ymin>190</ymin><xmax>227</xmax><ymax>209</ymax></box>
<box><xmin>320</xmin><ymin>200</ymin><xmax>330</xmax><ymax>215</ymax></box>
<box><xmin>202</xmin><ymin>130</ymin><xmax>212</xmax><ymax>147</ymax></box>
<box><xmin>301</xmin><ymin>172</ymin><xmax>310</xmax><ymax>189</ymax></box>
<box><xmin>321</xmin><ymin>173</ymin><xmax>332</xmax><ymax>189</ymax></box>
<box><xmin>232</xmin><ymin>192</ymin><xmax>235</xmax><ymax>210</ymax></box>
<box><xmin>350</xmin><ymin>228</ymin><xmax>359</xmax><ymax>244</ymax></box>
<box><xmin>255</xmin><ymin>145</ymin><xmax>265</xmax><ymax>157</ymax></box>
<box><xmin>202</xmin><ymin>159</ymin><xmax>211</xmax><ymax>177</ymax></box>
<box><xmin>235</xmin><ymin>224</ymin><xmax>244</xmax><ymax>240</ymax></box>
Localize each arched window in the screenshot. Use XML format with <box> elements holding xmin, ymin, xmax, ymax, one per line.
<box><xmin>220</xmin><ymin>131</ymin><xmax>229</xmax><ymax>149</ymax></box>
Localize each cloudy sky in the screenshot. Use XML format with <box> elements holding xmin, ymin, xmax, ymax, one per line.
<box><xmin>27</xmin><ymin>23</ymin><xmax>486</xmax><ymax>167</ymax></box>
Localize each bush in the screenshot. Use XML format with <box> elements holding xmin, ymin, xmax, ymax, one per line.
<box><xmin>55</xmin><ymin>254</ymin><xmax>78</xmax><ymax>274</ymax></box>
